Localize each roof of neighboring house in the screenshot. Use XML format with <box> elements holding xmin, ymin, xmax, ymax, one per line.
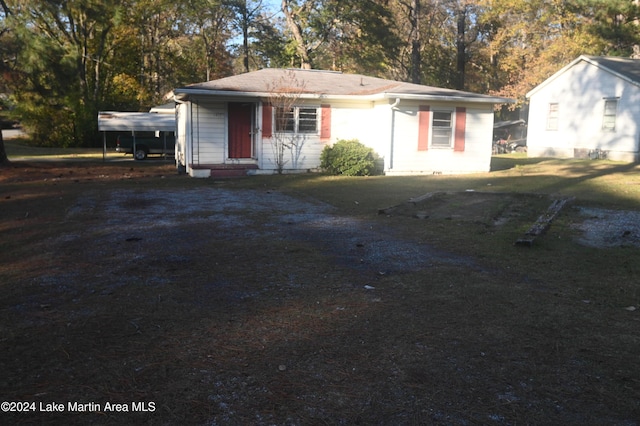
<box><xmin>174</xmin><ymin>68</ymin><xmax>513</xmax><ymax>104</ymax></box>
<box><xmin>527</xmin><ymin>55</ymin><xmax>640</xmax><ymax>98</ymax></box>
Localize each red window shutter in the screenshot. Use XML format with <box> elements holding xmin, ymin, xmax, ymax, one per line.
<box><xmin>418</xmin><ymin>105</ymin><xmax>430</xmax><ymax>151</ymax></box>
<box><xmin>262</xmin><ymin>103</ymin><xmax>272</xmax><ymax>138</ymax></box>
<box><xmin>454</xmin><ymin>107</ymin><xmax>466</xmax><ymax>152</ymax></box>
<box><xmin>320</xmin><ymin>104</ymin><xmax>331</xmax><ymax>140</ymax></box>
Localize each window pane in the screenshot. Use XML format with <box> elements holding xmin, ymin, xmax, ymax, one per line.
<box><xmin>547</xmin><ymin>103</ymin><xmax>559</xmax><ymax>130</ymax></box>
<box><xmin>603</xmin><ymin>116</ymin><xmax>615</xmax><ymax>129</ymax></box>
<box><xmin>432</xmin><ymin>128</ymin><xmax>452</xmax><ymax>147</ymax></box>
<box><xmin>604</xmin><ymin>101</ymin><xmax>617</xmax><ymax>115</ymax></box>
<box><xmin>431</xmin><ymin>111</ymin><xmax>452</xmax><ymax>147</ymax></box>
<box><xmin>603</xmin><ymin>100</ymin><xmax>617</xmax><ymax>130</ymax></box>
<box><xmin>433</xmin><ymin>111</ymin><xmax>452</xmax><ymax>128</ymax></box>
<box><xmin>275</xmin><ymin>107</ymin><xmax>295</xmax><ymax>132</ymax></box>
<box><xmin>298</xmin><ymin>108</ymin><xmax>317</xmax><ymax>133</ymax></box>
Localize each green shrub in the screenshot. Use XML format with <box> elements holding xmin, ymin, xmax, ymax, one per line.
<box><xmin>320</xmin><ymin>139</ymin><xmax>381</xmax><ymax>176</ymax></box>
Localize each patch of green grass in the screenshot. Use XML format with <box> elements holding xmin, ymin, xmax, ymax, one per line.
<box><xmin>5</xmin><ymin>140</ymin><xmax>102</xmax><ymax>158</ymax></box>
<box><xmin>4</xmin><ymin>139</ymin><xmax>176</xmax><ymax>162</ymax></box>
<box><xmin>231</xmin><ymin>156</ymin><xmax>640</xmax><ymax>213</ymax></box>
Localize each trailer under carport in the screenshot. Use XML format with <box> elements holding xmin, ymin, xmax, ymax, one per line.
<box><xmin>97</xmin><ymin>111</ymin><xmax>176</xmax><ymax>161</ymax></box>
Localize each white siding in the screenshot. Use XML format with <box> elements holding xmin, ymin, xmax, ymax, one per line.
<box><xmin>456</xmin><ymin>107</ymin><xmax>494</xmax><ymax>172</ymax></box>
<box><xmin>352</xmin><ymin>102</ymin><xmax>392</xmax><ymax>161</ymax></box>
<box><xmin>190</xmin><ymin>100</ymin><xmax>226</xmax><ymax>165</ymax></box>
<box><xmin>258</xmin><ymin>99</ymin><xmax>494</xmax><ymax>174</ymax></box>
<box><xmin>258</xmin><ymin>102</ymin><xmax>325</xmax><ymax>172</ymax></box>
<box><xmin>259</xmin><ymin>135</ymin><xmax>326</xmax><ymax>171</ymax></box>
<box><xmin>388</xmin><ymin>104</ymin><xmax>419</xmax><ymax>172</ymax></box>
<box><xmin>387</xmin><ymin>102</ymin><xmax>494</xmax><ymax>175</ymax></box>
<box><xmin>258</xmin><ymin>99</ymin><xmax>381</xmax><ymax>172</ymax></box>
<box><xmin>527</xmin><ymin>60</ymin><xmax>640</xmax><ymax>161</ymax></box>
<box><xmin>329</xmin><ymin>100</ymin><xmax>382</xmax><ymax>150</ymax></box>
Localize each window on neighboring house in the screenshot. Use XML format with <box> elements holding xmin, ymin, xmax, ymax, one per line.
<box><xmin>431</xmin><ymin>111</ymin><xmax>453</xmax><ymax>147</ymax></box>
<box><xmin>275</xmin><ymin>107</ymin><xmax>318</xmax><ymax>133</ymax></box>
<box><xmin>547</xmin><ymin>103</ymin><xmax>559</xmax><ymax>130</ymax></box>
<box><xmin>602</xmin><ymin>99</ymin><xmax>618</xmax><ymax>131</ymax></box>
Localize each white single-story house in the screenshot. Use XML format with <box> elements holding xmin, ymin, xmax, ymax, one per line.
<box><xmin>526</xmin><ymin>55</ymin><xmax>640</xmax><ymax>162</ymax></box>
<box><xmin>173</xmin><ymin>68</ymin><xmax>513</xmax><ymax>177</ymax></box>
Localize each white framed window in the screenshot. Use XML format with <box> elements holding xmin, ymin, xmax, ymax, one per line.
<box><xmin>275</xmin><ymin>106</ymin><xmax>318</xmax><ymax>134</ymax></box>
<box><xmin>547</xmin><ymin>103</ymin><xmax>559</xmax><ymax>130</ymax></box>
<box><xmin>431</xmin><ymin>110</ymin><xmax>453</xmax><ymax>148</ymax></box>
<box><xmin>602</xmin><ymin>99</ymin><xmax>618</xmax><ymax>131</ymax></box>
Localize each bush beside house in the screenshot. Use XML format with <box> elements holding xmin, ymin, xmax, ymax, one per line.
<box><xmin>320</xmin><ymin>139</ymin><xmax>382</xmax><ymax>176</ymax></box>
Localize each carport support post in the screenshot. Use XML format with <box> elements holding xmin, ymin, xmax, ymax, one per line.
<box><xmin>102</xmin><ymin>131</ymin><xmax>106</xmax><ymax>162</ymax></box>
<box><xmin>132</xmin><ymin>130</ymin><xmax>136</xmax><ymax>158</ymax></box>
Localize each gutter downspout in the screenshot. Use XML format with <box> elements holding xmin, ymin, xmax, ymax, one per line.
<box><xmin>389</xmin><ymin>98</ymin><xmax>400</xmax><ymax>172</ymax></box>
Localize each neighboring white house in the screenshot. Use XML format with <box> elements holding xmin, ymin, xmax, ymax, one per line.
<box><xmin>527</xmin><ymin>55</ymin><xmax>640</xmax><ymax>162</ymax></box>
<box><xmin>173</xmin><ymin>68</ymin><xmax>512</xmax><ymax>178</ymax></box>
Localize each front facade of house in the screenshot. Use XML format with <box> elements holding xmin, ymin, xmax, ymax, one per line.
<box><xmin>527</xmin><ymin>55</ymin><xmax>640</xmax><ymax>162</ymax></box>
<box><xmin>173</xmin><ymin>69</ymin><xmax>511</xmax><ymax>177</ymax></box>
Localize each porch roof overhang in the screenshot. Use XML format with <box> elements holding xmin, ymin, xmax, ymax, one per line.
<box><xmin>173</xmin><ymin>89</ymin><xmax>514</xmax><ymax>105</ymax></box>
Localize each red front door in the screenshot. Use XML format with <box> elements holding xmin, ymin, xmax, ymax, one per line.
<box><xmin>228</xmin><ymin>103</ymin><xmax>253</xmax><ymax>159</ymax></box>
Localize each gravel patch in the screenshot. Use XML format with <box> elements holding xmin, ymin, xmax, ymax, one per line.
<box><xmin>572</xmin><ymin>207</ymin><xmax>640</xmax><ymax>248</ymax></box>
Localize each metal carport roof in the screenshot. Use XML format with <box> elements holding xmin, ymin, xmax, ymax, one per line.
<box><xmin>98</xmin><ymin>111</ymin><xmax>175</xmax><ymax>132</ymax></box>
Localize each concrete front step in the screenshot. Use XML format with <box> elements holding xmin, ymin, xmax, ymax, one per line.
<box><xmin>189</xmin><ymin>163</ymin><xmax>258</xmax><ymax>178</ymax></box>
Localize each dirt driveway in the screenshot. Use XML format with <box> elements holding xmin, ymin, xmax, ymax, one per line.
<box><xmin>1</xmin><ymin>162</ymin><xmax>639</xmax><ymax>425</ymax></box>
<box><xmin>63</xmin><ymin>186</ymin><xmax>478</xmax><ymax>283</ymax></box>
<box><xmin>4</xmin><ymin>180</ymin><xmax>488</xmax><ymax>425</ymax></box>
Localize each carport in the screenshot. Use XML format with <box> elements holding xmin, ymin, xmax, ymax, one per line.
<box><xmin>97</xmin><ymin>111</ymin><xmax>176</xmax><ymax>161</ymax></box>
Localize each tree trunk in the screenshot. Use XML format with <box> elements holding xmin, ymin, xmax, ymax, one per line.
<box><xmin>242</xmin><ymin>18</ymin><xmax>250</xmax><ymax>72</ymax></box>
<box><xmin>282</xmin><ymin>0</ymin><xmax>313</xmax><ymax>69</ymax></box>
<box><xmin>0</xmin><ymin>129</ymin><xmax>10</xmax><ymax>165</ymax></box>
<box><xmin>240</xmin><ymin>3</ymin><xmax>250</xmax><ymax>73</ymax></box>
<box><xmin>456</xmin><ymin>5</ymin><xmax>466</xmax><ymax>90</ymax></box>
<box><xmin>409</xmin><ymin>0</ymin><xmax>421</xmax><ymax>84</ymax></box>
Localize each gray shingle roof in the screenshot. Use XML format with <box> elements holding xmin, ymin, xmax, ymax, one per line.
<box><xmin>527</xmin><ymin>55</ymin><xmax>640</xmax><ymax>98</ymax></box>
<box><xmin>583</xmin><ymin>55</ymin><xmax>640</xmax><ymax>83</ymax></box>
<box><xmin>175</xmin><ymin>68</ymin><xmax>512</xmax><ymax>103</ymax></box>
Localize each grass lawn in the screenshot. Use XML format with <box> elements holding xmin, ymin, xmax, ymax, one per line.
<box><xmin>1</xmin><ymin>150</ymin><xmax>639</xmax><ymax>424</ymax></box>
<box><xmin>3</xmin><ymin>138</ymin><xmax>175</xmax><ymax>162</ymax></box>
<box><xmin>4</xmin><ymin>139</ymin><xmax>109</xmax><ymax>159</ymax></box>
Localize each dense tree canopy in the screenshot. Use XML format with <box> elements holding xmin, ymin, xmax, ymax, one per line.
<box><xmin>1</xmin><ymin>0</ymin><xmax>639</xmax><ymax>146</ymax></box>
